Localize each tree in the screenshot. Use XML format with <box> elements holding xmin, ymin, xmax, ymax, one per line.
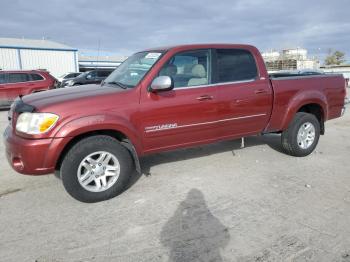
<box><xmin>325</xmin><ymin>49</ymin><xmax>346</xmax><ymax>65</ymax></box>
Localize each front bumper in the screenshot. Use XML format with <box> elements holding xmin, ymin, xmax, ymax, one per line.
<box><xmin>3</xmin><ymin>126</ymin><xmax>64</xmax><ymax>175</ymax></box>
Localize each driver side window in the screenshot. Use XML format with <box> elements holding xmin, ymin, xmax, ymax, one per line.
<box><xmin>87</xmin><ymin>71</ymin><xmax>97</xmax><ymax>79</ymax></box>
<box><xmin>159</xmin><ymin>50</ymin><xmax>210</xmax><ymax>88</ymax></box>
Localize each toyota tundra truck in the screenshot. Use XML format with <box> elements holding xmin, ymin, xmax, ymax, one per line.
<box><xmin>3</xmin><ymin>44</ymin><xmax>346</xmax><ymax>202</ymax></box>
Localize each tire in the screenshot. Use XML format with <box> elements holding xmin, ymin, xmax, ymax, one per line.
<box><xmin>281</xmin><ymin>112</ymin><xmax>320</xmax><ymax>157</ymax></box>
<box><xmin>60</xmin><ymin>135</ymin><xmax>134</xmax><ymax>203</ymax></box>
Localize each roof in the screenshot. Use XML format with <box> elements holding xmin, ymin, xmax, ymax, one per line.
<box><xmin>0</xmin><ymin>69</ymin><xmax>51</xmax><ymax>74</ymax></box>
<box><xmin>142</xmin><ymin>43</ymin><xmax>256</xmax><ymax>52</ymax></box>
<box><xmin>0</xmin><ymin>37</ymin><xmax>77</xmax><ymax>51</ymax></box>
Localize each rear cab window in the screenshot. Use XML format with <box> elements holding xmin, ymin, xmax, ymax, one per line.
<box><xmin>215</xmin><ymin>49</ymin><xmax>257</xmax><ymax>83</ymax></box>
<box><xmin>30</xmin><ymin>73</ymin><xmax>44</xmax><ymax>81</ymax></box>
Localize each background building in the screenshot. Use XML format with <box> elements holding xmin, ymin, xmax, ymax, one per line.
<box><xmin>262</xmin><ymin>48</ymin><xmax>320</xmax><ymax>72</ymax></box>
<box><xmin>78</xmin><ymin>54</ymin><xmax>127</xmax><ymax>72</ymax></box>
<box><xmin>0</xmin><ymin>37</ymin><xmax>78</xmax><ymax>78</ymax></box>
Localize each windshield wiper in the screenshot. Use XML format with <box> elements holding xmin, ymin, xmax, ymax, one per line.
<box><xmin>104</xmin><ymin>81</ymin><xmax>128</xmax><ymax>89</ymax></box>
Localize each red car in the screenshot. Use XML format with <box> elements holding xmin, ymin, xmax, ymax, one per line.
<box><xmin>0</xmin><ymin>70</ymin><xmax>57</xmax><ymax>108</ymax></box>
<box><xmin>4</xmin><ymin>44</ymin><xmax>347</xmax><ymax>202</ymax></box>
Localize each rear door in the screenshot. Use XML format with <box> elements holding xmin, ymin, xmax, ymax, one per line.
<box><xmin>214</xmin><ymin>48</ymin><xmax>273</xmax><ymax>137</ymax></box>
<box><xmin>29</xmin><ymin>73</ymin><xmax>46</xmax><ymax>90</ymax></box>
<box><xmin>140</xmin><ymin>49</ymin><xmax>222</xmax><ymax>153</ymax></box>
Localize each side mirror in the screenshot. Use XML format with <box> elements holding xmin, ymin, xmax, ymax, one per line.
<box><xmin>150</xmin><ymin>76</ymin><xmax>173</xmax><ymax>92</ymax></box>
<box><xmin>86</xmin><ymin>74</ymin><xmax>92</xmax><ymax>80</ymax></box>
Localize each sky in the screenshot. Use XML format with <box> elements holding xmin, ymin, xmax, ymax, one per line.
<box><xmin>1</xmin><ymin>0</ymin><xmax>349</xmax><ymax>62</ymax></box>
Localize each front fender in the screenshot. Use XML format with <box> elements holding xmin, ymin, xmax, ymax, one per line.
<box><xmin>53</xmin><ymin>114</ymin><xmax>142</xmax><ymax>154</ymax></box>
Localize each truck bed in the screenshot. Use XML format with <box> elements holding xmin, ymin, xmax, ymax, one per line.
<box><xmin>265</xmin><ymin>74</ymin><xmax>346</xmax><ymax>133</ymax></box>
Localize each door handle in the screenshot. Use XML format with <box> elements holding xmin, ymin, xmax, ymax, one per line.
<box><xmin>196</xmin><ymin>95</ymin><xmax>213</xmax><ymax>101</ymax></box>
<box><xmin>255</xmin><ymin>89</ymin><xmax>267</xmax><ymax>94</ymax></box>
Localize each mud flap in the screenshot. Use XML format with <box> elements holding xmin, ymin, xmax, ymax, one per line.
<box><xmin>121</xmin><ymin>139</ymin><xmax>141</xmax><ymax>174</ymax></box>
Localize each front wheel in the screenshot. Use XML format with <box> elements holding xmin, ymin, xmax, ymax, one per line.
<box><xmin>60</xmin><ymin>135</ymin><xmax>134</xmax><ymax>202</ymax></box>
<box><xmin>281</xmin><ymin>112</ymin><xmax>320</xmax><ymax>157</ymax></box>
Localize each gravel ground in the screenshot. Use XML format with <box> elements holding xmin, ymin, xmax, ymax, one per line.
<box><xmin>0</xmin><ymin>106</ymin><xmax>350</xmax><ymax>262</ymax></box>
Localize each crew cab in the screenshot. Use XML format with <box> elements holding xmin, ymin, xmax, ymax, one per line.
<box><xmin>3</xmin><ymin>44</ymin><xmax>346</xmax><ymax>202</ymax></box>
<box><xmin>0</xmin><ymin>70</ymin><xmax>57</xmax><ymax>108</ymax></box>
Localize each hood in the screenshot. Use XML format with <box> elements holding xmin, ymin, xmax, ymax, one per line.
<box><xmin>22</xmin><ymin>84</ymin><xmax>126</xmax><ymax>110</ymax></box>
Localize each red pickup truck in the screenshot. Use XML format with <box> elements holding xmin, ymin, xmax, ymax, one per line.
<box><xmin>3</xmin><ymin>44</ymin><xmax>346</xmax><ymax>202</ymax></box>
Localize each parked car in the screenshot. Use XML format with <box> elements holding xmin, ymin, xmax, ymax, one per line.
<box><xmin>63</xmin><ymin>69</ymin><xmax>113</xmax><ymax>87</ymax></box>
<box><xmin>4</xmin><ymin>44</ymin><xmax>346</xmax><ymax>202</ymax></box>
<box><xmin>0</xmin><ymin>70</ymin><xmax>57</xmax><ymax>108</ymax></box>
<box><xmin>58</xmin><ymin>72</ymin><xmax>82</xmax><ymax>88</ymax></box>
<box><xmin>57</xmin><ymin>72</ymin><xmax>81</xmax><ymax>87</ymax></box>
<box><xmin>57</xmin><ymin>72</ymin><xmax>82</xmax><ymax>83</ymax></box>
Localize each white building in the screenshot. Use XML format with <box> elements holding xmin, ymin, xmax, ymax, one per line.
<box><xmin>0</xmin><ymin>37</ymin><xmax>78</xmax><ymax>78</ymax></box>
<box><xmin>261</xmin><ymin>50</ymin><xmax>280</xmax><ymax>61</ymax></box>
<box><xmin>262</xmin><ymin>48</ymin><xmax>319</xmax><ymax>72</ymax></box>
<box><xmin>78</xmin><ymin>54</ymin><xmax>127</xmax><ymax>72</ymax></box>
<box><xmin>282</xmin><ymin>48</ymin><xmax>307</xmax><ymax>60</ymax></box>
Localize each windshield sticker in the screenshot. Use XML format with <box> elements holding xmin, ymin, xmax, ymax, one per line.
<box><xmin>145</xmin><ymin>52</ymin><xmax>162</xmax><ymax>59</ymax></box>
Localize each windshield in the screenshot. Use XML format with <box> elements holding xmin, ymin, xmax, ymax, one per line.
<box><xmin>104</xmin><ymin>51</ymin><xmax>164</xmax><ymax>88</ymax></box>
<box><xmin>79</xmin><ymin>71</ymin><xmax>90</xmax><ymax>77</ymax></box>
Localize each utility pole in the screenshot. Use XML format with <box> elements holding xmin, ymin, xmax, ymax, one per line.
<box><xmin>96</xmin><ymin>39</ymin><xmax>101</xmax><ymax>70</ymax></box>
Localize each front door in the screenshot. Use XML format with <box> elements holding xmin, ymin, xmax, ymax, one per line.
<box><xmin>139</xmin><ymin>49</ymin><xmax>222</xmax><ymax>153</ymax></box>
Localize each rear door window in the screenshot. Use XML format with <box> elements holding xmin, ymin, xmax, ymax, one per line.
<box><xmin>30</xmin><ymin>74</ymin><xmax>44</xmax><ymax>81</ymax></box>
<box><xmin>215</xmin><ymin>49</ymin><xmax>257</xmax><ymax>83</ymax></box>
<box><xmin>8</xmin><ymin>73</ymin><xmax>30</xmax><ymax>83</ymax></box>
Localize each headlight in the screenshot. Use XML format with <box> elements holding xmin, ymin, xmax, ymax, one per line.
<box><xmin>16</xmin><ymin>113</ymin><xmax>59</xmax><ymax>135</ymax></box>
<box><xmin>66</xmin><ymin>80</ymin><xmax>74</xmax><ymax>86</ymax></box>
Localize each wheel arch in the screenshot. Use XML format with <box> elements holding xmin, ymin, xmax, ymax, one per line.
<box><xmin>280</xmin><ymin>91</ymin><xmax>328</xmax><ymax>134</ymax></box>
<box><xmin>54</xmin><ymin>129</ymin><xmax>141</xmax><ymax>174</ymax></box>
<box><xmin>297</xmin><ymin>103</ymin><xmax>325</xmax><ymax>134</ymax></box>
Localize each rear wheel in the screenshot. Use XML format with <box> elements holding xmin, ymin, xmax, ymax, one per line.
<box><xmin>60</xmin><ymin>135</ymin><xmax>134</xmax><ymax>202</ymax></box>
<box><xmin>281</xmin><ymin>112</ymin><xmax>320</xmax><ymax>157</ymax></box>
